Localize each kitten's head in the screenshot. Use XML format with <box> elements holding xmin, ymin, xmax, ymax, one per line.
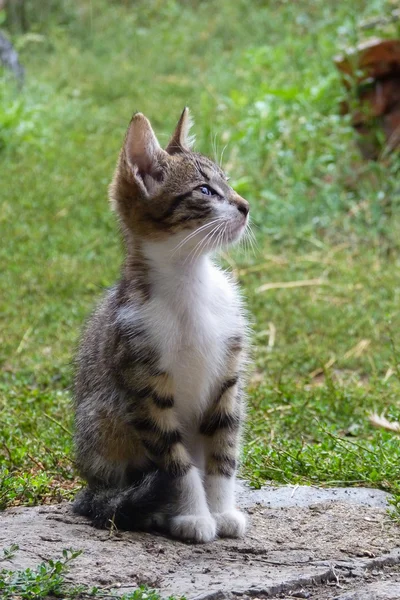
<box><xmin>110</xmin><ymin>108</ymin><xmax>249</xmax><ymax>257</ymax></box>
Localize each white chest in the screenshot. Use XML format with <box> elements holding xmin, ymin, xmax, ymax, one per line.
<box><xmin>144</xmin><ymin>260</ymin><xmax>243</xmax><ymax>421</ymax></box>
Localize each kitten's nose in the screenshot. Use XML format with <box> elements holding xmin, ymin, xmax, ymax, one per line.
<box><xmin>235</xmin><ymin>195</ymin><xmax>250</xmax><ymax>217</ymax></box>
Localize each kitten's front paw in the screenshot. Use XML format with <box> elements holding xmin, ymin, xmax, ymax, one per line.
<box><xmin>170</xmin><ymin>515</ymin><xmax>217</xmax><ymax>543</ymax></box>
<box><xmin>214</xmin><ymin>509</ymin><xmax>247</xmax><ymax>538</ymax></box>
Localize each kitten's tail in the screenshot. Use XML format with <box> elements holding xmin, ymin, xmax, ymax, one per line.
<box><xmin>72</xmin><ymin>471</ymin><xmax>172</xmax><ymax>530</ymax></box>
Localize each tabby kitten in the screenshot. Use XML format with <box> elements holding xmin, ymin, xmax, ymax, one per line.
<box><xmin>73</xmin><ymin>108</ymin><xmax>250</xmax><ymax>543</ymax></box>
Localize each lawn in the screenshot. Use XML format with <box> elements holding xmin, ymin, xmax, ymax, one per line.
<box><xmin>1</xmin><ymin>0</ymin><xmax>400</xmax><ymax>516</ymax></box>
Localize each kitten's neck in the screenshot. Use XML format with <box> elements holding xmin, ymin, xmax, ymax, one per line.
<box><xmin>145</xmin><ymin>240</ymin><xmax>211</xmax><ymax>281</ymax></box>
<box><xmin>124</xmin><ymin>239</ymin><xmax>213</xmax><ymax>299</ymax></box>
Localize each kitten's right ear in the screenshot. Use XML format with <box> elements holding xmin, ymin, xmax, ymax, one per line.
<box><xmin>166</xmin><ymin>107</ymin><xmax>195</xmax><ymax>155</ymax></box>
<box><xmin>124</xmin><ymin>113</ymin><xmax>167</xmax><ymax>197</ymax></box>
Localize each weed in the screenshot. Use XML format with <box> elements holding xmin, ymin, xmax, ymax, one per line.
<box><xmin>0</xmin><ymin>548</ymin><xmax>82</xmax><ymax>599</ymax></box>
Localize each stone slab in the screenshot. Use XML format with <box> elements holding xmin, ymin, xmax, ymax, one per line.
<box><xmin>334</xmin><ymin>581</ymin><xmax>400</xmax><ymax>600</ymax></box>
<box><xmin>236</xmin><ymin>482</ymin><xmax>390</xmax><ymax>509</ymax></box>
<box><xmin>0</xmin><ymin>485</ymin><xmax>399</xmax><ymax>599</ymax></box>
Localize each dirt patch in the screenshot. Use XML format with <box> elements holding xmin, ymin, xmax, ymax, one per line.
<box><xmin>0</xmin><ymin>485</ymin><xmax>399</xmax><ymax>599</ymax></box>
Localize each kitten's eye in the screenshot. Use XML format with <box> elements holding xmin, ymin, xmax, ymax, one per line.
<box><xmin>198</xmin><ymin>185</ymin><xmax>214</xmax><ymax>196</ymax></box>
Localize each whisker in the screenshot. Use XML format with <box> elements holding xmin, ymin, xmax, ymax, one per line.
<box><xmin>211</xmin><ymin>131</ymin><xmax>220</xmax><ymax>165</ymax></box>
<box><xmin>185</xmin><ymin>232</ymin><xmax>214</xmax><ymax>265</ymax></box>
<box><xmin>242</xmin><ymin>225</ymin><xmax>257</xmax><ymax>258</ymax></box>
<box><xmin>211</xmin><ymin>220</ymin><xmax>228</xmax><ymax>260</ymax></box>
<box><xmin>184</xmin><ymin>224</ymin><xmax>219</xmax><ymax>265</ymax></box>
<box><xmin>187</xmin><ymin>221</ymin><xmax>226</xmax><ymax>265</ymax></box>
<box><xmin>246</xmin><ymin>222</ymin><xmax>259</xmax><ymax>249</ymax></box>
<box><xmin>214</xmin><ymin>221</ymin><xmax>227</xmax><ymax>253</ymax></box>
<box><xmin>197</xmin><ymin>221</ymin><xmax>226</xmax><ymax>260</ymax></box>
<box><xmin>239</xmin><ymin>230</ymin><xmax>247</xmax><ymax>254</ymax></box>
<box><xmin>208</xmin><ymin>221</ymin><xmax>227</xmax><ymax>260</ymax></box>
<box><xmin>244</xmin><ymin>234</ymin><xmax>253</xmax><ymax>259</ymax></box>
<box><xmin>219</xmin><ymin>143</ymin><xmax>228</xmax><ymax>168</ymax></box>
<box><xmin>171</xmin><ymin>218</ymin><xmax>224</xmax><ymax>255</ymax></box>
<box><xmin>216</xmin><ymin>222</ymin><xmax>228</xmax><ymax>255</ymax></box>
<box><xmin>249</xmin><ymin>218</ymin><xmax>260</xmax><ymax>230</ymax></box>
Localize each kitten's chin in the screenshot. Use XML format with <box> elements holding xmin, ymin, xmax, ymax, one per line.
<box><xmin>224</xmin><ymin>220</ymin><xmax>247</xmax><ymax>245</ymax></box>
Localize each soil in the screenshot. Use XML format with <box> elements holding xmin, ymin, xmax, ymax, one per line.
<box><xmin>0</xmin><ymin>483</ymin><xmax>399</xmax><ymax>599</ymax></box>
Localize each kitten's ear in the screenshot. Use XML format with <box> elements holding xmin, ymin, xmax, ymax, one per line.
<box><xmin>124</xmin><ymin>113</ymin><xmax>167</xmax><ymax>197</ymax></box>
<box><xmin>166</xmin><ymin>107</ymin><xmax>195</xmax><ymax>155</ymax></box>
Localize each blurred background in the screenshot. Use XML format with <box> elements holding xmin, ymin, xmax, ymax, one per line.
<box><xmin>1</xmin><ymin>1</ymin><xmax>399</xmax><ymax>514</ymax></box>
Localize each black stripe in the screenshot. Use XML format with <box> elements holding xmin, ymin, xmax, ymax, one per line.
<box><xmin>211</xmin><ymin>453</ymin><xmax>237</xmax><ymax>471</ymax></box>
<box><xmin>159</xmin><ymin>429</ymin><xmax>182</xmax><ymax>446</ymax></box>
<box><xmin>124</xmin><ymin>386</ymin><xmax>153</xmax><ymax>404</ymax></box>
<box><xmin>228</xmin><ymin>336</ymin><xmax>243</xmax><ymax>352</ymax></box>
<box><xmin>111</xmin><ymin>327</ymin><xmax>156</xmax><ymax>367</ymax></box>
<box><xmin>198</xmin><ymin>167</ymin><xmax>210</xmax><ymax>181</ymax></box>
<box><xmin>171</xmin><ymin>209</ymin><xmax>212</xmax><ymax>226</ymax></box>
<box><xmin>126</xmin><ymin>385</ymin><xmax>174</xmax><ymax>409</ymax></box>
<box><xmin>157</xmin><ymin>191</ymin><xmax>193</xmax><ymax>221</ymax></box>
<box><xmin>214</xmin><ymin>464</ymin><xmax>236</xmax><ymax>477</ymax></box>
<box><xmin>185</xmin><ymin>199</ymin><xmax>209</xmax><ymax>210</ymax></box>
<box><xmin>152</xmin><ymin>393</ymin><xmax>174</xmax><ymax>409</ymax></box>
<box><xmin>141</xmin><ymin>430</ymin><xmax>183</xmax><ymax>456</ymax></box>
<box><xmin>141</xmin><ymin>438</ymin><xmax>163</xmax><ymax>456</ymax></box>
<box><xmin>199</xmin><ymin>412</ymin><xmax>241</xmax><ymax>436</ymax></box>
<box><xmin>115</xmin><ymin>279</ymin><xmax>130</xmax><ymax>306</ymax></box>
<box><xmin>209</xmin><ymin>457</ymin><xmax>237</xmax><ymax>477</ymax></box>
<box><xmin>135</xmin><ymin>386</ymin><xmax>154</xmax><ymax>399</ymax></box>
<box><xmin>122</xmin><ymin>386</ymin><xmax>151</xmax><ymax>406</ymax></box>
<box><xmin>216</xmin><ymin>377</ymin><xmax>239</xmax><ymax>402</ymax></box>
<box><xmin>167</xmin><ymin>459</ymin><xmax>192</xmax><ymax>478</ymax></box>
<box><xmin>130</xmin><ymin>416</ymin><xmax>159</xmax><ymax>432</ymax></box>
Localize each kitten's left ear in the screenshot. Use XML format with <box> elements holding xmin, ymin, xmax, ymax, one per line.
<box><xmin>166</xmin><ymin>107</ymin><xmax>195</xmax><ymax>154</ymax></box>
<box><xmin>124</xmin><ymin>112</ymin><xmax>168</xmax><ymax>197</ymax></box>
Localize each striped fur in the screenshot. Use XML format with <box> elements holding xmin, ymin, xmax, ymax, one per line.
<box><xmin>73</xmin><ymin>109</ymin><xmax>250</xmax><ymax>542</ymax></box>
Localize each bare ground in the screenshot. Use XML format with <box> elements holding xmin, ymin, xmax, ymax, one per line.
<box><xmin>0</xmin><ymin>484</ymin><xmax>399</xmax><ymax>599</ymax></box>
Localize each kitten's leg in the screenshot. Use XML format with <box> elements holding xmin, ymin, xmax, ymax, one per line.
<box><xmin>200</xmin><ymin>360</ymin><xmax>247</xmax><ymax>538</ymax></box>
<box><xmin>169</xmin><ymin>466</ymin><xmax>216</xmax><ymax>543</ymax></box>
<box><xmin>129</xmin><ymin>384</ymin><xmax>216</xmax><ymax>542</ymax></box>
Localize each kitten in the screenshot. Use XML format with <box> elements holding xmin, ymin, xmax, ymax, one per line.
<box><xmin>73</xmin><ymin>108</ymin><xmax>250</xmax><ymax>543</ymax></box>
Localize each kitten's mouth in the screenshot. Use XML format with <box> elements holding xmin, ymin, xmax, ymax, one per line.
<box><xmin>225</xmin><ymin>217</ymin><xmax>247</xmax><ymax>243</ymax></box>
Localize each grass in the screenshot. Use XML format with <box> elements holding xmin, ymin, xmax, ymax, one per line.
<box><xmin>1</xmin><ymin>0</ymin><xmax>400</xmax><ymax>519</ymax></box>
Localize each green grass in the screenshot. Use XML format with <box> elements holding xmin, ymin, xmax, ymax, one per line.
<box><xmin>1</xmin><ymin>0</ymin><xmax>400</xmax><ymax>515</ymax></box>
